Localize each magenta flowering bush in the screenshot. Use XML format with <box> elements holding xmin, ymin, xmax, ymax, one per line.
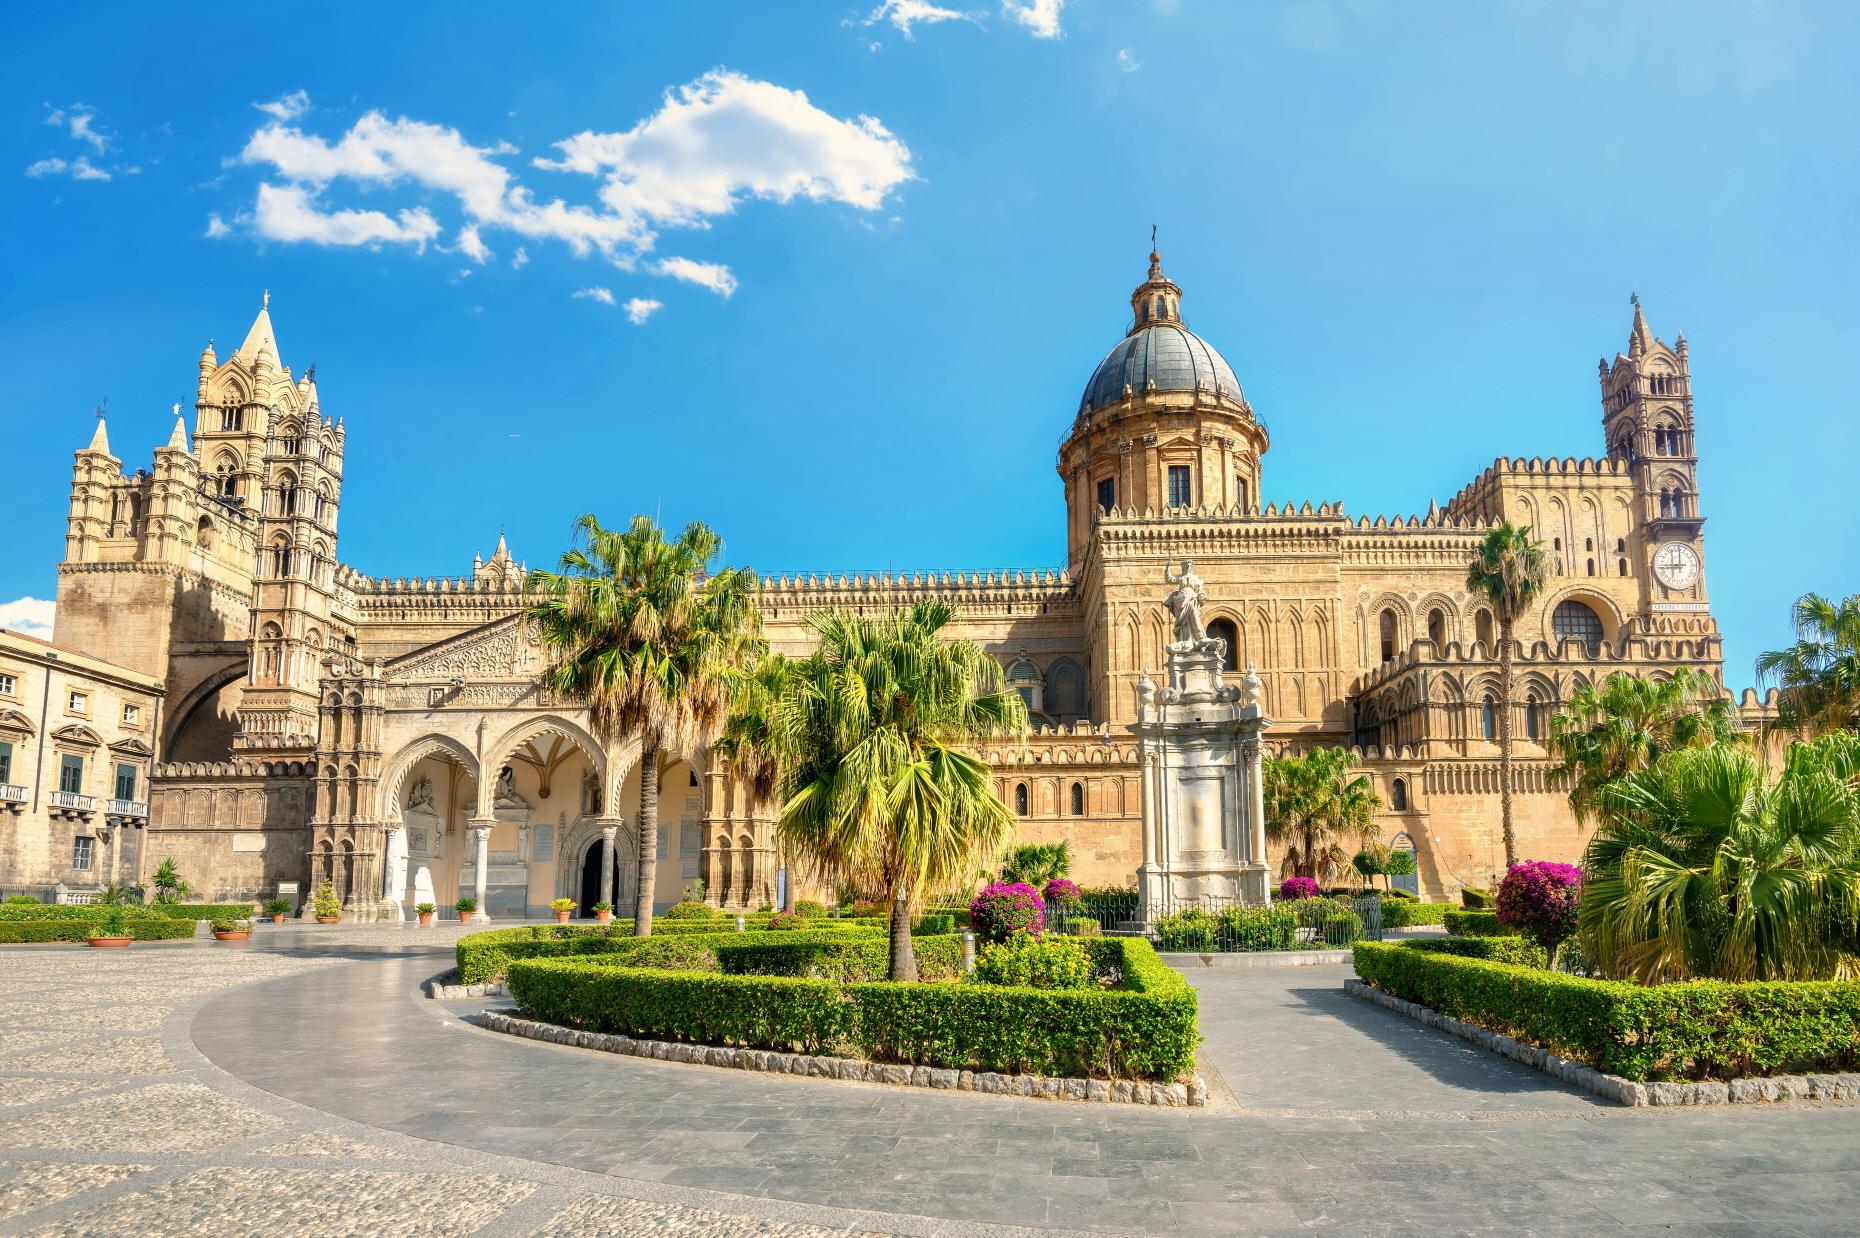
<box><xmin>1496</xmin><ymin>860</ymin><xmax>1583</xmax><ymax>966</ymax></box>
<box><xmin>1278</xmin><ymin>877</ymin><xmax>1322</xmax><ymax>901</ymax></box>
<box><xmin>1042</xmin><ymin>878</ymin><xmax>1082</xmax><ymax>907</ymax></box>
<box><xmin>970</xmin><ymin>882</ymin><xmax>1046</xmax><ymax>943</ymax></box>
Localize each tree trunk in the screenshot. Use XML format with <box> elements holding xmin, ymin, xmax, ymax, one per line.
<box><xmin>1498</xmin><ymin>617</ymin><xmax>1518</xmax><ymax>871</ymax></box>
<box><xmin>634</xmin><ymin>738</ymin><xmax>660</xmax><ymax>937</ymax></box>
<box><xmin>887</xmin><ymin>877</ymin><xmax>918</xmax><ymax>982</ymax></box>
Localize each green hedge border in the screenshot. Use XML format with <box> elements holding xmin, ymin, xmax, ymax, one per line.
<box><xmin>1443</xmin><ymin>909</ymin><xmax>1514</xmax><ymax>937</ymax></box>
<box><xmin>716</xmin><ymin>934</ymin><xmax>965</xmax><ymax>982</ymax></box>
<box><xmin>456</xmin><ymin>922</ymin><xmax>883</xmax><ymax>985</ymax></box>
<box><xmin>143</xmin><ymin>902</ymin><xmax>258</xmax><ymax>920</ymax></box>
<box><xmin>507</xmin><ymin>936</ymin><xmax>1196</xmax><ymax>1081</ymax></box>
<box><xmin>1381</xmin><ymin>901</ymin><xmax>1454</xmax><ymax>928</ymax></box>
<box><xmin>1353</xmin><ymin>941</ymin><xmax>1860</xmax><ymax>1082</ymax></box>
<box><xmin>0</xmin><ymin>917</ymin><xmax>199</xmax><ymax>943</ymax></box>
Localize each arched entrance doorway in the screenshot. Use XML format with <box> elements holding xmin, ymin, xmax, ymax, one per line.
<box><xmin>578</xmin><ymin>837</ymin><xmax>624</xmax><ymax>917</ymax></box>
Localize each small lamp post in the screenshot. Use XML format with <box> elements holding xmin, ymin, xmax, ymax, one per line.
<box><xmin>735</xmin><ymin>915</ymin><xmax>746</xmax><ymax>933</ymax></box>
<box><xmin>959</xmin><ymin>929</ymin><xmax>976</xmax><ymax>974</ymax></box>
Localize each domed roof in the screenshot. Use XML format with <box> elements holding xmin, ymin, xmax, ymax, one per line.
<box><xmin>1078</xmin><ymin>251</ymin><xmax>1244</xmax><ymax>415</ymax></box>
<box><xmin>1080</xmin><ymin>321</ymin><xmax>1243</xmax><ymax>415</ymax></box>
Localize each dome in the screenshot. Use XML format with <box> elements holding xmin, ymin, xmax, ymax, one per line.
<box><xmin>1079</xmin><ymin>321</ymin><xmax>1244</xmax><ymax>415</ymax></box>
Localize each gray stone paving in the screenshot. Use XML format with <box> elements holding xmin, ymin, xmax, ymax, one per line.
<box><xmin>4</xmin><ymin>932</ymin><xmax>1860</xmax><ymax>1234</ymax></box>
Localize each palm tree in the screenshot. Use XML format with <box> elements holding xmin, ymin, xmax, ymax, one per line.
<box><xmin>526</xmin><ymin>515</ymin><xmax>763</xmax><ymax>937</ymax></box>
<box><xmin>1548</xmin><ymin>667</ymin><xmax>1742</xmax><ymax>822</ymax></box>
<box><xmin>1580</xmin><ymin>731</ymin><xmax>1860</xmax><ymax>983</ymax></box>
<box><xmin>773</xmin><ymin>599</ymin><xmax>1028</xmax><ymax>981</ymax></box>
<box><xmin>1000</xmin><ymin>842</ymin><xmax>1070</xmax><ymax>887</ymax></box>
<box><xmin>713</xmin><ymin>652</ymin><xmax>799</xmax><ymax>910</ymax></box>
<box><xmin>1466</xmin><ymin>521</ymin><xmax>1550</xmax><ymax>869</ymax></box>
<box><xmin>1756</xmin><ymin>592</ymin><xmax>1860</xmax><ymax>739</ymax></box>
<box><xmin>1264</xmin><ymin>747</ymin><xmax>1381</xmax><ymax>883</ymax></box>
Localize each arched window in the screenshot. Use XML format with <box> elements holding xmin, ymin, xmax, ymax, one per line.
<box><xmin>1552</xmin><ymin>600</ymin><xmax>1604</xmax><ymax>652</ymax></box>
<box><xmin>221</xmin><ymin>406</ymin><xmax>242</xmax><ymax>432</ymax></box>
<box><xmin>1481</xmin><ymin>696</ymin><xmax>1497</xmax><ymax>740</ymax></box>
<box><xmin>1069</xmin><ymin>781</ymin><xmax>1085</xmax><ymax>816</ymax></box>
<box><xmin>1586</xmin><ymin>558</ymin><xmax>1596</xmax><ymax>576</ymax></box>
<box><xmin>1474</xmin><ymin>609</ymin><xmax>1494</xmax><ymax>648</ymax></box>
<box><xmin>1014</xmin><ymin>783</ymin><xmax>1029</xmax><ymax>816</ymax></box>
<box><xmin>1206</xmin><ymin>619</ymin><xmax>1239</xmax><ymax>672</ymax></box>
<box><xmin>1390</xmin><ymin>777</ymin><xmax>1409</xmax><ymax>811</ymax></box>
<box><xmin>271</xmin><ymin>538</ymin><xmax>293</xmax><ymax>579</ymax></box>
<box><xmin>1379</xmin><ymin>609</ymin><xmax>1398</xmax><ymax>662</ymax></box>
<box><xmin>1096</xmin><ymin>477</ymin><xmax>1116</xmax><ymax>515</ymax></box>
<box><xmin>1235</xmin><ymin>476</ymin><xmax>1249</xmax><ymax>512</ymax></box>
<box><xmin>1153</xmin><ymin>296</ymin><xmax>1163</xmax><ymax>321</ymax></box>
<box><xmin>1426</xmin><ymin>609</ymin><xmax>1445</xmax><ymax>649</ymax></box>
<box><xmin>1524</xmin><ymin>696</ymin><xmax>1541</xmax><ymax>741</ymax></box>
<box><xmin>1615</xmin><ymin>537</ymin><xmax>1626</xmax><ymax>553</ymax></box>
<box><xmin>1618</xmin><ymin>558</ymin><xmax>1628</xmax><ymax>576</ymax></box>
<box><xmin>196</xmin><ymin>515</ymin><xmax>214</xmax><ymax>550</ymax></box>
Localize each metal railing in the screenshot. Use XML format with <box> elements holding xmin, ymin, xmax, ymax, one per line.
<box><xmin>50</xmin><ymin>791</ymin><xmax>97</xmax><ymax>812</ymax></box>
<box><xmin>1049</xmin><ymin>889</ymin><xmax>1383</xmax><ymax>952</ymax></box>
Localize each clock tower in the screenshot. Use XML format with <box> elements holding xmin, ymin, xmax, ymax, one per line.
<box><xmin>1600</xmin><ymin>297</ymin><xmax>1709</xmax><ymax>614</ymax></box>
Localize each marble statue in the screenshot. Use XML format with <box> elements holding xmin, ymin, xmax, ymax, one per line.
<box><xmin>408</xmin><ymin>777</ymin><xmax>432</xmax><ymax>809</ymax></box>
<box><xmin>494</xmin><ymin>765</ymin><xmax>523</xmax><ymax>807</ymax></box>
<box><xmin>1163</xmin><ymin>559</ymin><xmax>1206</xmax><ymax>646</ymax></box>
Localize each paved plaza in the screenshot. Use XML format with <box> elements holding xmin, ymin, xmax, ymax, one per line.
<box><xmin>1</xmin><ymin>928</ymin><xmax>1858</xmax><ymax>1235</ymax></box>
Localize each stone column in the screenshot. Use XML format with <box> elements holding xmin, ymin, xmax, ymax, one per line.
<box><xmin>599</xmin><ymin>821</ymin><xmax>619</xmax><ymax>909</ymax></box>
<box><xmin>1242</xmin><ymin>737</ymin><xmax>1267</xmax><ymax>866</ymax></box>
<box><xmin>467</xmin><ymin>819</ymin><xmax>493</xmax><ymax>922</ymax></box>
<box><xmin>381</xmin><ymin>825</ymin><xmax>407</xmax><ymax>923</ymax></box>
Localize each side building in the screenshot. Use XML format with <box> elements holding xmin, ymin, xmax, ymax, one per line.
<box><xmin>25</xmin><ymin>254</ymin><xmax>1769</xmax><ymax>916</ymax></box>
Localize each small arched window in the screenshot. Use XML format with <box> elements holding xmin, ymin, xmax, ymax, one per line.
<box><xmin>1618</xmin><ymin>558</ymin><xmax>1629</xmax><ymax>577</ymax></box>
<box><xmin>1153</xmin><ymin>296</ymin><xmax>1163</xmax><ymax>320</ymax></box>
<box><xmin>1426</xmin><ymin>609</ymin><xmax>1445</xmax><ymax>649</ymax></box>
<box><xmin>1206</xmin><ymin>619</ymin><xmax>1239</xmax><ymax>672</ymax></box>
<box><xmin>1481</xmin><ymin>697</ymin><xmax>1497</xmax><ymax>741</ymax></box>
<box><xmin>1235</xmin><ymin>476</ymin><xmax>1249</xmax><ymax>512</ymax></box>
<box><xmin>1070</xmin><ymin>782</ymin><xmax>1085</xmax><ymax>816</ymax></box>
<box><xmin>1390</xmin><ymin>777</ymin><xmax>1409</xmax><ymax>811</ymax></box>
<box><xmin>1525</xmin><ymin>697</ymin><xmax>1541</xmax><ymax>741</ymax></box>
<box><xmin>1014</xmin><ymin>783</ymin><xmax>1030</xmax><ymax>817</ymax></box>
<box><xmin>1474</xmin><ymin>610</ymin><xmax>1494</xmax><ymax>648</ymax></box>
<box><xmin>1586</xmin><ymin>558</ymin><xmax>1596</xmax><ymax>576</ymax></box>
<box><xmin>1379</xmin><ymin>609</ymin><xmax>1398</xmax><ymax>662</ymax></box>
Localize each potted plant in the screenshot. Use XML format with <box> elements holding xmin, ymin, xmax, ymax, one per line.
<box><xmin>415</xmin><ymin>902</ymin><xmax>437</xmax><ymax>927</ymax></box>
<box><xmin>593</xmin><ymin>900</ymin><xmax>613</xmax><ymax>924</ymax></box>
<box><xmin>262</xmin><ymin>898</ymin><xmax>291</xmax><ymax>924</ymax></box>
<box><xmin>550</xmin><ymin>897</ymin><xmax>576</xmax><ymax>924</ymax></box>
<box><xmin>85</xmin><ymin>906</ymin><xmax>133</xmax><ymax>949</ymax></box>
<box><xmin>211</xmin><ymin>917</ymin><xmax>253</xmax><ymax>942</ymax></box>
<box><xmin>454</xmin><ymin>896</ymin><xmax>478</xmax><ymax>923</ymax></box>
<box><xmin>312</xmin><ymin>881</ymin><xmax>342</xmax><ymax>924</ymax></box>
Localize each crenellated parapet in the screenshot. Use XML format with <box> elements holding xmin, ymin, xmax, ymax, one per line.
<box><xmin>757</xmin><ymin>568</ymin><xmax>1077</xmax><ymax>617</ymax></box>
<box><xmin>1444</xmin><ymin>455</ymin><xmax>1631</xmax><ymax>524</ymax></box>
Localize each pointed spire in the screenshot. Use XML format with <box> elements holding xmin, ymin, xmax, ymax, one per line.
<box><xmin>166</xmin><ymin>407</ymin><xmax>189</xmax><ymax>451</ymax></box>
<box><xmin>235</xmin><ymin>290</ymin><xmax>282</xmax><ymax>369</ymax></box>
<box><xmin>85</xmin><ymin>417</ymin><xmax>110</xmax><ymax>455</ymax></box>
<box><xmin>1628</xmin><ymin>292</ymin><xmax>1650</xmax><ymax>357</ymax></box>
<box><xmin>492</xmin><ymin>528</ymin><xmax>510</xmax><ymax>560</ymax></box>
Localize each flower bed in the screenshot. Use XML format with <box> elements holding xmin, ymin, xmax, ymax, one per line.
<box><xmin>1352</xmin><ymin>941</ymin><xmax>1860</xmax><ymax>1082</ymax></box>
<box><xmin>506</xmin><ymin>936</ymin><xmax>1196</xmax><ymax>1081</ymax></box>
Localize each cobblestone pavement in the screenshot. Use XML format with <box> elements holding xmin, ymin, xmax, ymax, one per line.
<box><xmin>8</xmin><ymin>935</ymin><xmax>1860</xmax><ymax>1235</ymax></box>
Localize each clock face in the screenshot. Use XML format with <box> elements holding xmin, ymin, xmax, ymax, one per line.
<box><xmin>1652</xmin><ymin>541</ymin><xmax>1701</xmax><ymax>590</ymax></box>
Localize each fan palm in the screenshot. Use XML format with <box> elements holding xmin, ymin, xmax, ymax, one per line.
<box><xmin>1466</xmin><ymin>521</ymin><xmax>1550</xmax><ymax>868</ymax></box>
<box><xmin>1548</xmin><ymin>667</ymin><xmax>1742</xmax><ymax>822</ymax></box>
<box><xmin>1755</xmin><ymin>592</ymin><xmax>1860</xmax><ymax>738</ymax></box>
<box><xmin>1580</xmin><ymin>732</ymin><xmax>1860</xmax><ymax>983</ymax></box>
<box><xmin>1264</xmin><ymin>747</ymin><xmax>1382</xmax><ymax>882</ymax></box>
<box><xmin>713</xmin><ymin>652</ymin><xmax>799</xmax><ymax>910</ymax></box>
<box><xmin>1000</xmin><ymin>842</ymin><xmax>1070</xmax><ymax>887</ymax></box>
<box><xmin>526</xmin><ymin>514</ymin><xmax>763</xmax><ymax>936</ymax></box>
<box><xmin>772</xmin><ymin>599</ymin><xmax>1028</xmax><ymax>980</ymax></box>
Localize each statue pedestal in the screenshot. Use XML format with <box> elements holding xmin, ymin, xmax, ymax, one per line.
<box><xmin>1130</xmin><ymin>640</ymin><xmax>1272</xmax><ymax>928</ymax></box>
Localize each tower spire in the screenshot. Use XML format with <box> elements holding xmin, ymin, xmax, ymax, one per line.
<box><xmin>1628</xmin><ymin>291</ymin><xmax>1651</xmax><ymax>357</ymax></box>
<box><xmin>1129</xmin><ymin>241</ymin><xmax>1181</xmax><ymax>334</ymax></box>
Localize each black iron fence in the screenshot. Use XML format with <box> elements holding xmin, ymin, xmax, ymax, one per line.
<box><xmin>1049</xmin><ymin>889</ymin><xmax>1382</xmax><ymax>953</ymax></box>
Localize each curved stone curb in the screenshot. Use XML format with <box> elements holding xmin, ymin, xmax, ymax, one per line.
<box><xmin>481</xmin><ymin>1009</ymin><xmax>1208</xmax><ymax>1107</ymax></box>
<box><xmin>423</xmin><ymin>969</ymin><xmax>505</xmax><ymax>1000</ymax></box>
<box><xmin>1346</xmin><ymin>979</ymin><xmax>1860</xmax><ymax>1107</ymax></box>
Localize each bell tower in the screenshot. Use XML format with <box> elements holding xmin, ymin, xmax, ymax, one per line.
<box><xmin>1600</xmin><ymin>296</ymin><xmax>1708</xmax><ymax>610</ymax></box>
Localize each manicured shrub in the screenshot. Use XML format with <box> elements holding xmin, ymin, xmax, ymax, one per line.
<box><xmin>455</xmin><ymin>923</ymin><xmax>883</xmax><ymax>984</ymax></box>
<box><xmin>1460</xmin><ymin>886</ymin><xmax>1495</xmax><ymax>909</ymax></box>
<box><xmin>969</xmin><ymin>883</ymin><xmax>1045</xmax><ymax>943</ymax></box>
<box><xmin>1380</xmin><ymin>887</ymin><xmax>1417</xmax><ymax>901</ymax></box>
<box><xmin>4</xmin><ymin>895</ymin><xmax>40</xmax><ymax>905</ymax></box>
<box><xmin>1279</xmin><ymin>877</ymin><xmax>1321</xmax><ymax>901</ymax></box>
<box><xmin>1380</xmin><ymin>900</ymin><xmax>1453</xmax><ymax>928</ymax></box>
<box><xmin>1217</xmin><ymin>905</ymin><xmax>1298</xmax><ymax>951</ymax></box>
<box><xmin>844</xmin><ymin>899</ymin><xmax>887</xmax><ymax>919</ymax></box>
<box><xmin>1496</xmin><ymin>861</ymin><xmax>1583</xmax><ymax>967</ymax></box>
<box><xmin>0</xmin><ymin>914</ymin><xmax>195</xmax><ymax>943</ymax></box>
<box><xmin>1352</xmin><ymin>850</ymin><xmax>1386</xmax><ymax>886</ymax></box>
<box><xmin>143</xmin><ymin>903</ymin><xmax>259</xmax><ymax>921</ymax></box>
<box><xmin>1153</xmin><ymin>908</ymin><xmax>1219</xmax><ymax>952</ymax></box>
<box><xmin>1353</xmin><ymin>941</ymin><xmax>1860</xmax><ymax>1082</ymax></box>
<box><xmin>1320</xmin><ymin>906</ymin><xmax>1363</xmax><ymax>946</ymax></box>
<box><xmin>661</xmin><ymin>900</ymin><xmax>716</xmax><ymax>921</ymax></box>
<box><xmin>1405</xmin><ymin>936</ymin><xmax>1547</xmax><ymax>968</ymax></box>
<box><xmin>1384</xmin><ymin>849</ymin><xmax>1417</xmax><ymax>884</ymax></box>
<box><xmin>795</xmin><ymin>900</ymin><xmax>830</xmax><ymax>918</ymax></box>
<box><xmin>508</xmin><ymin>936</ymin><xmax>1196</xmax><ymax>1080</ymax></box>
<box><xmin>971</xmin><ymin>934</ymin><xmax>1094</xmax><ymax>990</ymax></box>
<box><xmin>911</xmin><ymin>913</ymin><xmax>957</xmax><ymax>936</ymax></box>
<box><xmin>0</xmin><ymin>904</ymin><xmax>163</xmax><ymax>922</ymax></box>
<box><xmin>718</xmin><ymin>933</ymin><xmax>963</xmax><ymax>983</ymax></box>
<box><xmin>1444</xmin><ymin>909</ymin><xmax>1513</xmax><ymax>937</ymax></box>
<box><xmin>763</xmin><ymin>912</ymin><xmax>806</xmax><ymax>931</ymax></box>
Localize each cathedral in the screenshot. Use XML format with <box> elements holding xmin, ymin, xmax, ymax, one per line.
<box><xmin>24</xmin><ymin>252</ymin><xmax>1763</xmax><ymax>917</ymax></box>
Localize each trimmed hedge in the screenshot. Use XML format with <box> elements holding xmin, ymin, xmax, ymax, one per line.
<box><xmin>0</xmin><ymin>904</ymin><xmax>173</xmax><ymax>923</ymax></box>
<box><xmin>456</xmin><ymin>923</ymin><xmax>881</xmax><ymax>985</ymax></box>
<box><xmin>1443</xmin><ymin>909</ymin><xmax>1514</xmax><ymax>937</ymax></box>
<box><xmin>1403</xmin><ymin>936</ymin><xmax>1547</xmax><ymax>968</ymax></box>
<box><xmin>144</xmin><ymin>902</ymin><xmax>258</xmax><ymax>920</ymax></box>
<box><xmin>1381</xmin><ymin>901</ymin><xmax>1454</xmax><ymax>928</ymax></box>
<box><xmin>1353</xmin><ymin>942</ymin><xmax>1860</xmax><ymax>1082</ymax></box>
<box><xmin>717</xmin><ymin>934</ymin><xmax>964</xmax><ymax>982</ymax></box>
<box><xmin>508</xmin><ymin>936</ymin><xmax>1196</xmax><ymax>1080</ymax></box>
<box><xmin>0</xmin><ymin>917</ymin><xmax>198</xmax><ymax>943</ymax></box>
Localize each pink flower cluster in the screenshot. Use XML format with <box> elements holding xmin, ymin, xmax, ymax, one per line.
<box><xmin>1042</xmin><ymin>878</ymin><xmax>1082</xmax><ymax>906</ymax></box>
<box><xmin>970</xmin><ymin>882</ymin><xmax>1046</xmax><ymax>943</ymax></box>
<box><xmin>1496</xmin><ymin>860</ymin><xmax>1582</xmax><ymax>954</ymax></box>
<box><xmin>1278</xmin><ymin>877</ymin><xmax>1322</xmax><ymax>901</ymax></box>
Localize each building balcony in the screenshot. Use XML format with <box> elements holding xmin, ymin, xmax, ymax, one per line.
<box><xmin>107</xmin><ymin>798</ymin><xmax>149</xmax><ymax>821</ymax></box>
<box><xmin>49</xmin><ymin>790</ymin><xmax>97</xmax><ymax>818</ymax></box>
<box><xmin>0</xmin><ymin>783</ymin><xmax>26</xmax><ymax>812</ymax></box>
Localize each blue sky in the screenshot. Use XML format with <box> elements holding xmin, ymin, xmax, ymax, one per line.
<box><xmin>3</xmin><ymin>0</ymin><xmax>1856</xmax><ymax>687</ymax></box>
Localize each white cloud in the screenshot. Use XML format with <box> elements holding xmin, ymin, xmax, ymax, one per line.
<box><xmin>573</xmin><ymin>286</ymin><xmax>616</xmax><ymax>305</ymax></box>
<box><xmin>45</xmin><ymin>104</ymin><xmax>111</xmax><ymax>153</ymax></box>
<box><xmin>0</xmin><ymin>597</ymin><xmax>55</xmax><ymax>639</ymax></box>
<box><xmin>29</xmin><ymin>103</ymin><xmax>130</xmax><ymax>180</ymax></box>
<box><xmin>624</xmin><ymin>297</ymin><xmax>663</xmax><ymax>324</ymax></box>
<box><xmin>864</xmin><ymin>0</ymin><xmax>976</xmax><ymax>37</ymax></box>
<box><xmin>511</xmin><ymin>246</ymin><xmax>529</xmax><ymax>269</ymax></box>
<box><xmin>227</xmin><ymin>71</ymin><xmax>914</xmax><ymax>299</ymax></box>
<box><xmin>1002</xmin><ymin>0</ymin><xmax>1063</xmax><ymax>37</ymax></box>
<box><xmin>68</xmin><ymin>157</ymin><xmax>111</xmax><ymax>181</ymax></box>
<box><xmin>25</xmin><ymin>157</ymin><xmax>66</xmax><ymax>178</ymax></box>
<box><xmin>1117</xmin><ymin>48</ymin><xmax>1142</xmax><ymax>72</ymax></box>
<box><xmin>653</xmin><ymin>256</ymin><xmax>737</xmax><ymax>298</ymax></box>
<box><xmin>254</xmin><ymin>89</ymin><xmax>311</xmax><ymax>122</ymax></box>
<box><xmin>25</xmin><ymin>155</ymin><xmax>111</xmax><ymax>181</ymax></box>
<box><xmin>205</xmin><ymin>213</ymin><xmax>231</xmax><ymax>238</ymax></box>
<box><xmin>254</xmin><ymin>182</ymin><xmax>441</xmax><ymax>250</ymax></box>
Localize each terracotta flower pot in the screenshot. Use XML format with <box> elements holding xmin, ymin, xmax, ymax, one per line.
<box><xmin>595</xmin><ymin>910</ymin><xmax>612</xmax><ymax>924</ymax></box>
<box><xmin>555</xmin><ymin>910</ymin><xmax>571</xmax><ymax>924</ymax></box>
<box><xmin>86</xmin><ymin>936</ymin><xmax>133</xmax><ymax>948</ymax></box>
<box><xmin>212</xmin><ymin>931</ymin><xmax>251</xmax><ymax>941</ymax></box>
<box><xmin>418</xmin><ymin>912</ymin><xmax>434</xmax><ymax>927</ymax></box>
<box><xmin>316</xmin><ymin>915</ymin><xmax>340</xmax><ymax>925</ymax></box>
<box><xmin>271</xmin><ymin>914</ymin><xmax>287</xmax><ymax>924</ymax></box>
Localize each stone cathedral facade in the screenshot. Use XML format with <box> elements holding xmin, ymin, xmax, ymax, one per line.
<box><xmin>32</xmin><ymin>253</ymin><xmax>1767</xmax><ymax>917</ymax></box>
